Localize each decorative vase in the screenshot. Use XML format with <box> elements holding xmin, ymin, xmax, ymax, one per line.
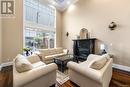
<box><xmin>80</xmin><ymin>28</ymin><xmax>88</xmax><ymax>39</ymax></box>
<box><xmin>26</xmin><ymin>51</ymin><xmax>30</xmax><ymax>56</ymax></box>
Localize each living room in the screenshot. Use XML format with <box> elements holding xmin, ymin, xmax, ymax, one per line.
<box><xmin>0</xmin><ymin>0</ymin><xmax>130</xmax><ymax>87</ymax></box>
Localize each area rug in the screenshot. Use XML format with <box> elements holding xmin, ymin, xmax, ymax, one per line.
<box><xmin>56</xmin><ymin>70</ymin><xmax>69</xmax><ymax>85</ymax></box>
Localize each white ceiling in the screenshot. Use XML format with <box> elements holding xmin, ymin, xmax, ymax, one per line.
<box><xmin>39</xmin><ymin>0</ymin><xmax>78</xmax><ymax>11</ymax></box>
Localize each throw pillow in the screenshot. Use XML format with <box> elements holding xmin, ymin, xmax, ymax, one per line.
<box><xmin>89</xmin><ymin>57</ymin><xmax>108</xmax><ymax>70</ymax></box>
<box><xmin>15</xmin><ymin>54</ymin><xmax>33</xmax><ymax>73</ymax></box>
<box><xmin>63</xmin><ymin>49</ymin><xmax>69</xmax><ymax>54</ymax></box>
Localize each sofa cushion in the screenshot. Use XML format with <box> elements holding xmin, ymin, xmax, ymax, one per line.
<box><xmin>63</xmin><ymin>49</ymin><xmax>69</xmax><ymax>54</ymax></box>
<box><xmin>39</xmin><ymin>49</ymin><xmax>50</xmax><ymax>56</ymax></box>
<box><xmin>27</xmin><ymin>54</ymin><xmax>41</xmax><ymax>64</ymax></box>
<box><xmin>45</xmin><ymin>55</ymin><xmax>55</xmax><ymax>60</ymax></box>
<box><xmin>45</xmin><ymin>53</ymin><xmax>66</xmax><ymax>60</ymax></box>
<box><xmin>15</xmin><ymin>54</ymin><xmax>33</xmax><ymax>73</ymax></box>
<box><xmin>89</xmin><ymin>56</ymin><xmax>108</xmax><ymax>70</ymax></box>
<box><xmin>49</xmin><ymin>48</ymin><xmax>57</xmax><ymax>55</ymax></box>
<box><xmin>56</xmin><ymin>48</ymin><xmax>63</xmax><ymax>54</ymax></box>
<box><xmin>52</xmin><ymin>53</ymin><xmax>66</xmax><ymax>57</ymax></box>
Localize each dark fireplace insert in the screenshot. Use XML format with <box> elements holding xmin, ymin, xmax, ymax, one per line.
<box><xmin>73</xmin><ymin>38</ymin><xmax>96</xmax><ymax>61</ymax></box>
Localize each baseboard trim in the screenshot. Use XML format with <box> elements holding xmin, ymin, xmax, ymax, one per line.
<box><xmin>1</xmin><ymin>61</ymin><xmax>13</xmax><ymax>68</ymax></box>
<box><xmin>113</xmin><ymin>64</ymin><xmax>130</xmax><ymax>72</ymax></box>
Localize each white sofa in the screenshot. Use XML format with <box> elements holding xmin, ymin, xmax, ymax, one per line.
<box><xmin>67</xmin><ymin>54</ymin><xmax>113</xmax><ymax>87</ymax></box>
<box><xmin>37</xmin><ymin>48</ymin><xmax>68</xmax><ymax>64</ymax></box>
<box><xmin>13</xmin><ymin>54</ymin><xmax>58</xmax><ymax>87</ymax></box>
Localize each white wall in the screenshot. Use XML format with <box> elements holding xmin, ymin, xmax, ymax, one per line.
<box><xmin>2</xmin><ymin>0</ymin><xmax>23</xmax><ymax>62</ymax></box>
<box><xmin>62</xmin><ymin>0</ymin><xmax>130</xmax><ymax>67</ymax></box>
<box><xmin>0</xmin><ymin>18</ymin><xmax>2</xmax><ymax>63</ymax></box>
<box><xmin>1</xmin><ymin>0</ymin><xmax>62</xmax><ymax>63</ymax></box>
<box><xmin>56</xmin><ymin>10</ymin><xmax>62</xmax><ymax>47</ymax></box>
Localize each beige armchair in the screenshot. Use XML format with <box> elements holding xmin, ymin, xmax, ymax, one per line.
<box><xmin>67</xmin><ymin>54</ymin><xmax>113</xmax><ymax>87</ymax></box>
<box><xmin>13</xmin><ymin>54</ymin><xmax>58</xmax><ymax>87</ymax></box>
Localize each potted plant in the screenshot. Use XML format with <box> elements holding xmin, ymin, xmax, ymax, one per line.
<box><xmin>23</xmin><ymin>47</ymin><xmax>32</xmax><ymax>56</ymax></box>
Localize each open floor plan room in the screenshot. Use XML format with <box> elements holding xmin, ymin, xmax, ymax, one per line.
<box><xmin>0</xmin><ymin>0</ymin><xmax>130</xmax><ymax>87</ymax></box>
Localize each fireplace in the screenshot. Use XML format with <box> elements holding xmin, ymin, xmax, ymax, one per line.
<box><xmin>73</xmin><ymin>38</ymin><xmax>96</xmax><ymax>61</ymax></box>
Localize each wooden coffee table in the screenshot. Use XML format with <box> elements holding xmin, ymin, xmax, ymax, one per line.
<box><xmin>54</xmin><ymin>54</ymin><xmax>73</xmax><ymax>72</ymax></box>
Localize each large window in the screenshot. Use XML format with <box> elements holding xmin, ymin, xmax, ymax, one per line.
<box><xmin>24</xmin><ymin>0</ymin><xmax>56</xmax><ymax>50</ymax></box>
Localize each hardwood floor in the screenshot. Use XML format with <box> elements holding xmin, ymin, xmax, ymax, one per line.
<box><xmin>110</xmin><ymin>68</ymin><xmax>130</xmax><ymax>87</ymax></box>
<box><xmin>57</xmin><ymin>68</ymin><xmax>130</xmax><ymax>87</ymax></box>
<box><xmin>0</xmin><ymin>66</ymin><xmax>130</xmax><ymax>87</ymax></box>
<box><xmin>57</xmin><ymin>80</ymin><xmax>79</xmax><ymax>87</ymax></box>
<box><xmin>0</xmin><ymin>66</ymin><xmax>13</xmax><ymax>87</ymax></box>
<box><xmin>58</xmin><ymin>79</ymin><xmax>130</xmax><ymax>87</ymax></box>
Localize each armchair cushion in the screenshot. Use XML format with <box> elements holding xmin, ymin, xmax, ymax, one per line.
<box><xmin>15</xmin><ymin>54</ymin><xmax>33</xmax><ymax>73</ymax></box>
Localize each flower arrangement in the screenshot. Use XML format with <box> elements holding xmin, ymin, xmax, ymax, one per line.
<box><xmin>23</xmin><ymin>47</ymin><xmax>32</xmax><ymax>56</ymax></box>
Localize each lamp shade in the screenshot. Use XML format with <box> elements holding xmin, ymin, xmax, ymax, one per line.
<box><xmin>100</xmin><ymin>44</ymin><xmax>105</xmax><ymax>50</ymax></box>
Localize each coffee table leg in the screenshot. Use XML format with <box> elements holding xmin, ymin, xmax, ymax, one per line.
<box><xmin>76</xmin><ymin>57</ymin><xmax>79</xmax><ymax>63</ymax></box>
<box><xmin>61</xmin><ymin>61</ymin><xmax>64</xmax><ymax>73</ymax></box>
<box><xmin>54</xmin><ymin>59</ymin><xmax>55</xmax><ymax>63</ymax></box>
